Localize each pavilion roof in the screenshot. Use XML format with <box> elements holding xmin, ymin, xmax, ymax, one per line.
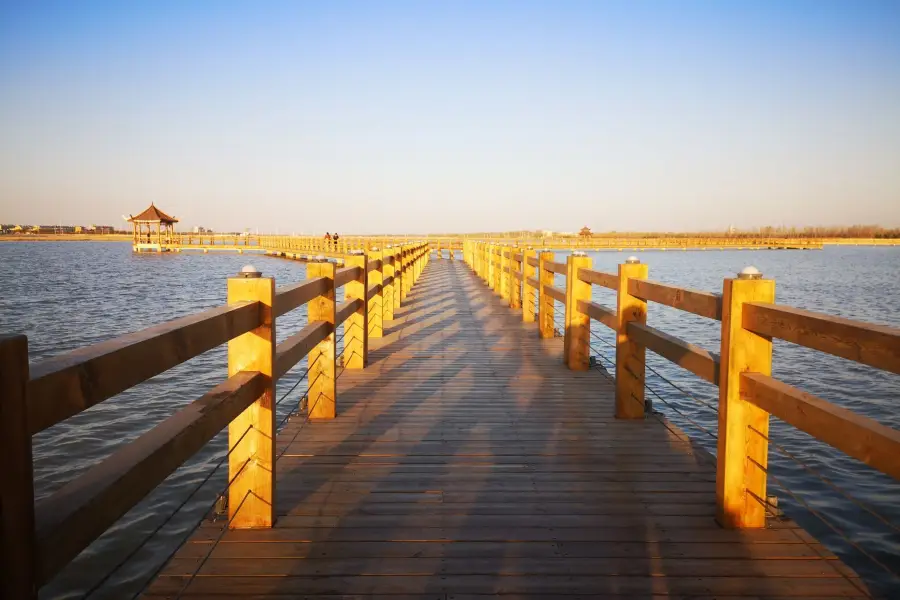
<box><xmin>128</xmin><ymin>203</ymin><xmax>178</xmax><ymax>224</ymax></box>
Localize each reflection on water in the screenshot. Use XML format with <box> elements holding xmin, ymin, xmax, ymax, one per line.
<box><xmin>1</xmin><ymin>242</ymin><xmax>898</xmax><ymax>596</ymax></box>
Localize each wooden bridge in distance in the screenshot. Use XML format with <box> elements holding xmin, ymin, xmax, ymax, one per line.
<box><xmin>4</xmin><ymin>239</ymin><xmax>898</xmax><ymax>598</ymax></box>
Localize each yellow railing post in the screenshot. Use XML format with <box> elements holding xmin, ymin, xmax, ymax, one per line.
<box><xmin>415</xmin><ymin>244</ymin><xmax>422</xmax><ymax>280</ymax></box>
<box><xmin>473</xmin><ymin>242</ymin><xmax>480</xmax><ymax>276</ymax></box>
<box><xmin>227</xmin><ymin>265</ymin><xmax>275</xmax><ymax>528</ymax></box>
<box><xmin>510</xmin><ymin>249</ymin><xmax>522</xmax><ymax>310</ymax></box>
<box><xmin>537</xmin><ymin>251</ymin><xmax>555</xmax><ymax>338</ymax></box>
<box><xmin>716</xmin><ymin>267</ymin><xmax>776</xmax><ymax>528</ymax></box>
<box><xmin>307</xmin><ymin>262</ymin><xmax>336</xmax><ymax>419</ymax></box>
<box><xmin>486</xmin><ymin>244</ymin><xmax>494</xmax><ymax>289</ymax></box>
<box><xmin>494</xmin><ymin>245</ymin><xmax>503</xmax><ymax>292</ymax></box>
<box><xmin>385</xmin><ymin>246</ymin><xmax>398</xmax><ymax>318</ymax></box>
<box><xmin>615</xmin><ymin>257</ymin><xmax>648</xmax><ymax>419</ymax></box>
<box><xmin>393</xmin><ymin>246</ymin><xmax>402</xmax><ymax>312</ymax></box>
<box><xmin>369</xmin><ymin>249</ymin><xmax>384</xmax><ymax>338</ymax></box>
<box><xmin>344</xmin><ymin>253</ymin><xmax>368</xmax><ymax>369</ymax></box>
<box><xmin>402</xmin><ymin>245</ymin><xmax>411</xmax><ymax>299</ymax></box>
<box><xmin>0</xmin><ymin>334</ymin><xmax>36</xmax><ymax>599</ymax></box>
<box><xmin>522</xmin><ymin>248</ymin><xmax>537</xmax><ymax>322</ymax></box>
<box><xmin>500</xmin><ymin>246</ymin><xmax>510</xmax><ymax>302</ymax></box>
<box><xmin>402</xmin><ymin>245</ymin><xmax>411</xmax><ymax>300</ymax></box>
<box><xmin>564</xmin><ymin>253</ymin><xmax>592</xmax><ymax>370</ymax></box>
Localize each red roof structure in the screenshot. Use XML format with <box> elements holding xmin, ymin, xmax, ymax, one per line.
<box><xmin>128</xmin><ymin>203</ymin><xmax>178</xmax><ymax>224</ymax></box>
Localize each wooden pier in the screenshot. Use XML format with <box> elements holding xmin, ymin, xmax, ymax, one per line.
<box><xmin>134</xmin><ymin>233</ymin><xmax>828</xmax><ymax>255</ymax></box>
<box><xmin>3</xmin><ymin>239</ymin><xmax>898</xmax><ymax>598</ymax></box>
<box><xmin>146</xmin><ymin>259</ymin><xmax>867</xmax><ymax>598</ymax></box>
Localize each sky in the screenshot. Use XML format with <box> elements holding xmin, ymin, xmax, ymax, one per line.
<box><xmin>1</xmin><ymin>1</ymin><xmax>899</xmax><ymax>234</ymax></box>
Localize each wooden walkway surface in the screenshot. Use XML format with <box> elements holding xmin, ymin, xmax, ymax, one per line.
<box><xmin>147</xmin><ymin>259</ymin><xmax>868</xmax><ymax>598</ymax></box>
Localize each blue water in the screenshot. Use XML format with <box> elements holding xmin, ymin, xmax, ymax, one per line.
<box><xmin>0</xmin><ymin>242</ymin><xmax>898</xmax><ymax>597</ymax></box>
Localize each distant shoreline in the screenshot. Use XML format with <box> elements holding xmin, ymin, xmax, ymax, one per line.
<box><xmin>0</xmin><ymin>234</ymin><xmax>132</xmax><ymax>242</ymax></box>
<box><xmin>2</xmin><ymin>234</ymin><xmax>898</xmax><ymax>247</ymax></box>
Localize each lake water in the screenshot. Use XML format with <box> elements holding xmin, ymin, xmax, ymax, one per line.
<box><xmin>1</xmin><ymin>242</ymin><xmax>898</xmax><ymax>597</ymax></box>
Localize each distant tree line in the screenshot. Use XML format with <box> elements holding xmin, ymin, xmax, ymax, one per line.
<box><xmin>441</xmin><ymin>226</ymin><xmax>900</xmax><ymax>239</ymax></box>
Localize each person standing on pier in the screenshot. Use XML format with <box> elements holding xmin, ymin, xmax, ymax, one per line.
<box><xmin>332</xmin><ymin>232</ymin><xmax>340</xmax><ymax>251</ymax></box>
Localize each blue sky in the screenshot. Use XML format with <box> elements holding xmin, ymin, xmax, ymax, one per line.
<box><xmin>1</xmin><ymin>1</ymin><xmax>898</xmax><ymax>233</ymax></box>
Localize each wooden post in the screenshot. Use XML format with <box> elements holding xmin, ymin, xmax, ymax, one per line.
<box><xmin>495</xmin><ymin>246</ymin><xmax>502</xmax><ymax>292</ymax></box>
<box><xmin>510</xmin><ymin>250</ymin><xmax>522</xmax><ymax>310</ymax></box>
<box><xmin>482</xmin><ymin>243</ymin><xmax>489</xmax><ymax>282</ymax></box>
<box><xmin>227</xmin><ymin>268</ymin><xmax>275</xmax><ymax>528</ymax></box>
<box><xmin>385</xmin><ymin>247</ymin><xmax>397</xmax><ymax>318</ymax></box>
<box><xmin>0</xmin><ymin>335</ymin><xmax>36</xmax><ymax>599</ymax></box>
<box><xmin>344</xmin><ymin>254</ymin><xmax>368</xmax><ymax>368</ymax></box>
<box><xmin>615</xmin><ymin>258</ymin><xmax>649</xmax><ymax>419</ymax></box>
<box><xmin>399</xmin><ymin>246</ymin><xmax>408</xmax><ymax>300</ymax></box>
<box><xmin>500</xmin><ymin>247</ymin><xmax>510</xmax><ymax>302</ymax></box>
<box><xmin>368</xmin><ymin>249</ymin><xmax>384</xmax><ymax>338</ymax></box>
<box><xmin>716</xmin><ymin>270</ymin><xmax>776</xmax><ymax>528</ymax></box>
<box><xmin>537</xmin><ymin>251</ymin><xmax>555</xmax><ymax>338</ymax></box>
<box><xmin>565</xmin><ymin>253</ymin><xmax>592</xmax><ymax>370</ymax></box>
<box><xmin>307</xmin><ymin>262</ymin><xmax>336</xmax><ymax>419</ymax></box>
<box><xmin>522</xmin><ymin>249</ymin><xmax>537</xmax><ymax>323</ymax></box>
<box><xmin>392</xmin><ymin>247</ymin><xmax>402</xmax><ymax>312</ymax></box>
<box><xmin>473</xmin><ymin>242</ymin><xmax>480</xmax><ymax>277</ymax></box>
<box><xmin>485</xmin><ymin>244</ymin><xmax>494</xmax><ymax>289</ymax></box>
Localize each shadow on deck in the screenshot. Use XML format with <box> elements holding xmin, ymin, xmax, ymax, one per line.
<box><xmin>146</xmin><ymin>260</ymin><xmax>869</xmax><ymax>598</ymax></box>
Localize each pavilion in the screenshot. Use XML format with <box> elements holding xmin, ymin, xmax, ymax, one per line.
<box><xmin>128</xmin><ymin>203</ymin><xmax>178</xmax><ymax>247</ymax></box>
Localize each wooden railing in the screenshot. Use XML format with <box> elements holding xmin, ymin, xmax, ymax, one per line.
<box><xmin>152</xmin><ymin>234</ymin><xmax>829</xmax><ymax>254</ymax></box>
<box><xmin>464</xmin><ymin>240</ymin><xmax>900</xmax><ymax>529</ymax></box>
<box><xmin>0</xmin><ymin>242</ymin><xmax>430</xmax><ymax>598</ymax></box>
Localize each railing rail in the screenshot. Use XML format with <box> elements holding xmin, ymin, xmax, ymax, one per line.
<box><xmin>462</xmin><ymin>239</ymin><xmax>900</xmax><ymax>535</ymax></box>
<box><xmin>0</xmin><ymin>241</ymin><xmax>431</xmax><ymax>597</ymax></box>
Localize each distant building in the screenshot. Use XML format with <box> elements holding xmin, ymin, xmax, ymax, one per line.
<box><xmin>90</xmin><ymin>225</ymin><xmax>115</xmax><ymax>234</ymax></box>
<box><xmin>193</xmin><ymin>226</ymin><xmax>208</xmax><ymax>234</ymax></box>
<box><xmin>579</xmin><ymin>226</ymin><xmax>592</xmax><ymax>238</ymax></box>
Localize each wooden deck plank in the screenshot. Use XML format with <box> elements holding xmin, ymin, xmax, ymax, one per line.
<box><xmin>145</xmin><ymin>260</ymin><xmax>868</xmax><ymax>598</ymax></box>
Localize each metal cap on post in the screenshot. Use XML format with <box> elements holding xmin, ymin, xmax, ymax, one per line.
<box><xmin>240</xmin><ymin>265</ymin><xmax>262</xmax><ymax>278</ymax></box>
<box><xmin>738</xmin><ymin>266</ymin><xmax>762</xmax><ymax>280</ymax></box>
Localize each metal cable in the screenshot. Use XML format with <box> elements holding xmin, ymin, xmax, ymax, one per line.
<box><xmin>588</xmin><ymin>338</ymin><xmax>717</xmax><ymax>440</ymax></box>
<box><xmin>275</xmin><ymin>363</ymin><xmax>313</xmax><ymax>407</ymax></box>
<box><xmin>747</xmin><ymin>425</ymin><xmax>900</xmax><ymax>536</ymax></box>
<box><xmin>174</xmin><ymin>488</ymin><xmax>253</xmax><ymax>599</ymax></box>
<box><xmin>588</xmin><ymin>314</ymin><xmax>891</xmax><ymax>589</ymax></box>
<box><xmin>85</xmin><ymin>424</ymin><xmax>254</xmax><ymax>598</ymax></box>
<box><xmin>275</xmin><ymin>375</ymin><xmax>331</xmax><ymax>463</ymax></box>
<box><xmin>589</xmin><ymin>330</ymin><xmax>719</xmax><ymax>414</ymax></box>
<box><xmin>747</xmin><ymin>454</ymin><xmax>898</xmax><ymax>586</ymax></box>
<box><xmin>133</xmin><ymin>454</ymin><xmax>253</xmax><ymax>600</ymax></box>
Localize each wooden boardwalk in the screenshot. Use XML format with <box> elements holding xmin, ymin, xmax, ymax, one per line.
<box><xmin>147</xmin><ymin>259</ymin><xmax>868</xmax><ymax>598</ymax></box>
